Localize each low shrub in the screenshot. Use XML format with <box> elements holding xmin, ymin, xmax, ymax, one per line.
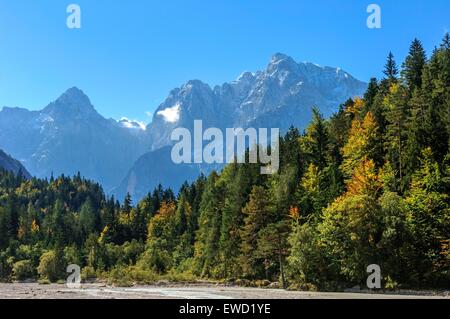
<box><xmin>81</xmin><ymin>266</ymin><xmax>97</xmax><ymax>281</ymax></box>
<box><xmin>37</xmin><ymin>250</ymin><xmax>65</xmax><ymax>282</ymax></box>
<box><xmin>12</xmin><ymin>260</ymin><xmax>35</xmax><ymax>281</ymax></box>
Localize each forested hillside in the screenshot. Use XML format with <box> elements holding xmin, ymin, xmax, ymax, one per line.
<box><xmin>0</xmin><ymin>150</ymin><xmax>31</xmax><ymax>179</ymax></box>
<box><xmin>0</xmin><ymin>36</ymin><xmax>449</xmax><ymax>290</ymax></box>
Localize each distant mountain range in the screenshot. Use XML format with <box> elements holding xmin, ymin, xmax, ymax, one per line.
<box><xmin>0</xmin><ymin>87</ymin><xmax>148</xmax><ymax>191</ymax></box>
<box><xmin>0</xmin><ymin>53</ymin><xmax>366</xmax><ymax>200</ymax></box>
<box><xmin>117</xmin><ymin>53</ymin><xmax>367</xmax><ymax>199</ymax></box>
<box><xmin>146</xmin><ymin>53</ymin><xmax>367</xmax><ymax>150</ymax></box>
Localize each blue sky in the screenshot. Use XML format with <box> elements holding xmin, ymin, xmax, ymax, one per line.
<box><xmin>0</xmin><ymin>0</ymin><xmax>448</xmax><ymax>123</ymax></box>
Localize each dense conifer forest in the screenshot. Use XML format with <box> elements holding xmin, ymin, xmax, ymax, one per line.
<box><xmin>1</xmin><ymin>36</ymin><xmax>449</xmax><ymax>290</ymax></box>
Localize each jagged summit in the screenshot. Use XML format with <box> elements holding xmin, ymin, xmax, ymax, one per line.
<box><xmin>0</xmin><ymin>86</ymin><xmax>147</xmax><ymax>191</ymax></box>
<box><xmin>61</xmin><ymin>86</ymin><xmax>89</xmax><ymax>100</ymax></box>
<box><xmin>0</xmin><ymin>53</ymin><xmax>367</xmax><ymax>200</ymax></box>
<box><xmin>267</xmin><ymin>53</ymin><xmax>298</xmax><ymax>73</ymax></box>
<box><xmin>147</xmin><ymin>52</ymin><xmax>367</xmax><ymax>149</ymax></box>
<box><xmin>43</xmin><ymin>87</ymin><xmax>95</xmax><ymax>116</ymax></box>
<box><xmin>236</xmin><ymin>71</ymin><xmax>256</xmax><ymax>82</ymax></box>
<box><xmin>270</xmin><ymin>52</ymin><xmax>292</xmax><ymax>63</ymax></box>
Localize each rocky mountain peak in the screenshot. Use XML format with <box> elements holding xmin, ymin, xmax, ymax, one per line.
<box><xmin>267</xmin><ymin>53</ymin><xmax>298</xmax><ymax>72</ymax></box>
<box><xmin>43</xmin><ymin>87</ymin><xmax>95</xmax><ymax>118</ymax></box>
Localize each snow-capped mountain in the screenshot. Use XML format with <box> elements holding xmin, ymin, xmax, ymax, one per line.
<box><xmin>115</xmin><ymin>53</ymin><xmax>367</xmax><ymax>200</ymax></box>
<box><xmin>0</xmin><ymin>54</ymin><xmax>366</xmax><ymax>200</ymax></box>
<box><xmin>145</xmin><ymin>53</ymin><xmax>366</xmax><ymax>150</ymax></box>
<box><xmin>0</xmin><ymin>87</ymin><xmax>148</xmax><ymax>191</ymax></box>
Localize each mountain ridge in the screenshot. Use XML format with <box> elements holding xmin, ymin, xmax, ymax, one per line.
<box><xmin>145</xmin><ymin>53</ymin><xmax>366</xmax><ymax>151</ymax></box>
<box><xmin>0</xmin><ymin>88</ymin><xmax>148</xmax><ymax>191</ymax></box>
<box><xmin>116</xmin><ymin>53</ymin><xmax>367</xmax><ymax>199</ymax></box>
<box><xmin>0</xmin><ymin>53</ymin><xmax>367</xmax><ymax>200</ymax></box>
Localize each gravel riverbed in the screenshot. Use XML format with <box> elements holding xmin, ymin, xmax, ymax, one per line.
<box><xmin>0</xmin><ymin>283</ymin><xmax>449</xmax><ymax>299</ymax></box>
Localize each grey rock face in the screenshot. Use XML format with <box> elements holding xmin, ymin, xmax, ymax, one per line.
<box><xmin>117</xmin><ymin>54</ymin><xmax>367</xmax><ymax>200</ymax></box>
<box><xmin>0</xmin><ymin>87</ymin><xmax>148</xmax><ymax>191</ymax></box>
<box><xmin>0</xmin><ymin>54</ymin><xmax>367</xmax><ymax>200</ymax></box>
<box><xmin>146</xmin><ymin>53</ymin><xmax>366</xmax><ymax>150</ymax></box>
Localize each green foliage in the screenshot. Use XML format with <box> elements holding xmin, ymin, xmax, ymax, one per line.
<box><xmin>240</xmin><ymin>185</ymin><xmax>273</xmax><ymax>278</ymax></box>
<box><xmin>401</xmin><ymin>38</ymin><xmax>427</xmax><ymax>90</ymax></box>
<box><xmin>79</xmin><ymin>199</ymin><xmax>97</xmax><ymax>238</ymax></box>
<box><xmin>287</xmin><ymin>223</ymin><xmax>329</xmax><ymax>289</ymax></box>
<box><xmin>37</xmin><ymin>250</ymin><xmax>65</xmax><ymax>282</ymax></box>
<box><xmin>194</xmin><ymin>172</ymin><xmax>224</xmax><ymax>277</ymax></box>
<box><xmin>256</xmin><ymin>221</ymin><xmax>290</xmax><ymax>287</ymax></box>
<box><xmin>138</xmin><ymin>201</ymin><xmax>178</xmax><ymax>273</ymax></box>
<box><xmin>64</xmin><ymin>245</ymin><xmax>81</xmax><ymax>266</ymax></box>
<box><xmin>403</xmin><ymin>149</ymin><xmax>450</xmax><ymax>284</ymax></box>
<box><xmin>383</xmin><ymin>83</ymin><xmax>410</xmax><ymax>193</ymax></box>
<box><xmin>303</xmin><ymin>107</ymin><xmax>329</xmax><ymax>170</ymax></box>
<box><xmin>81</xmin><ymin>266</ymin><xmax>97</xmax><ymax>281</ymax></box>
<box><xmin>12</xmin><ymin>260</ymin><xmax>35</xmax><ymax>281</ymax></box>
<box><xmin>341</xmin><ymin>106</ymin><xmax>379</xmax><ymax>178</ymax></box>
<box><xmin>383</xmin><ymin>52</ymin><xmax>399</xmax><ymax>82</ymax></box>
<box><xmin>0</xmin><ymin>36</ymin><xmax>449</xmax><ymax>290</ymax></box>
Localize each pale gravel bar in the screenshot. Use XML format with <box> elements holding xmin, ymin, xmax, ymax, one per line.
<box><xmin>0</xmin><ymin>283</ymin><xmax>449</xmax><ymax>299</ymax></box>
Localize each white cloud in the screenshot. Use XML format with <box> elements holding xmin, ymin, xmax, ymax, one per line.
<box><xmin>119</xmin><ymin>117</ymin><xmax>146</xmax><ymax>130</ymax></box>
<box><xmin>157</xmin><ymin>103</ymin><xmax>181</xmax><ymax>123</ymax></box>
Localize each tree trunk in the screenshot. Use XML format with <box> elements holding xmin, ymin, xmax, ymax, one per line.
<box><xmin>277</xmin><ymin>234</ymin><xmax>287</xmax><ymax>289</ymax></box>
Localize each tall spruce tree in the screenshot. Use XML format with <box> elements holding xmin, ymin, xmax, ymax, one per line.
<box><xmin>240</xmin><ymin>185</ymin><xmax>273</xmax><ymax>278</ymax></box>
<box><xmin>401</xmin><ymin>38</ymin><xmax>427</xmax><ymax>91</ymax></box>
<box><xmin>383</xmin><ymin>83</ymin><xmax>410</xmax><ymax>193</ymax></box>
<box><xmin>194</xmin><ymin>172</ymin><xmax>224</xmax><ymax>277</ymax></box>
<box><xmin>304</xmin><ymin>107</ymin><xmax>329</xmax><ymax>170</ymax></box>
<box><xmin>363</xmin><ymin>78</ymin><xmax>379</xmax><ymax>115</ymax></box>
<box><xmin>383</xmin><ymin>52</ymin><xmax>399</xmax><ymax>82</ymax></box>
